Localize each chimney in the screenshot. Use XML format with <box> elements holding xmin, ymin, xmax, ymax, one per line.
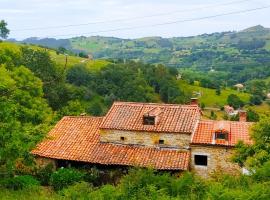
<box><xmin>239</xmin><ymin>110</ymin><xmax>247</xmax><ymax>122</ymax></box>
<box><xmin>190</xmin><ymin>98</ymin><xmax>198</xmax><ymax>105</ymax></box>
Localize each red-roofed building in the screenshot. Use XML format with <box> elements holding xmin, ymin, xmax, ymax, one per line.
<box><xmin>32</xmin><ymin>101</ymin><xmax>253</xmax><ymax>178</ymax></box>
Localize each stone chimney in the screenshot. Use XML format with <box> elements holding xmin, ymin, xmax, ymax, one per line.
<box><xmin>239</xmin><ymin>110</ymin><xmax>247</xmax><ymax>122</ymax></box>
<box><xmin>190</xmin><ymin>98</ymin><xmax>198</xmax><ymax>105</ymax></box>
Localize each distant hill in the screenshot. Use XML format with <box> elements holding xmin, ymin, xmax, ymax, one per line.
<box><xmin>12</xmin><ymin>25</ymin><xmax>270</xmax><ymax>84</ymax></box>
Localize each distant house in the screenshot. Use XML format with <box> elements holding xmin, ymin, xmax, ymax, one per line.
<box><xmin>234</xmin><ymin>83</ymin><xmax>244</xmax><ymax>91</ymax></box>
<box><xmin>224</xmin><ymin>105</ymin><xmax>238</xmax><ymax>116</ymax></box>
<box><xmin>32</xmin><ymin>100</ymin><xmax>252</xmax><ymax>178</ymax></box>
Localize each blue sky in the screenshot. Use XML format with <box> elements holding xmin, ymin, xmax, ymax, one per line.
<box><xmin>1</xmin><ymin>0</ymin><xmax>270</xmax><ymax>39</ymax></box>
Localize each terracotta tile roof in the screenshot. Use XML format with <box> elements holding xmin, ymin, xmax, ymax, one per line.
<box><xmin>100</xmin><ymin>102</ymin><xmax>201</xmax><ymax>133</ymax></box>
<box><xmin>32</xmin><ymin>116</ymin><xmax>190</xmax><ymax>170</ymax></box>
<box><xmin>191</xmin><ymin>120</ymin><xmax>253</xmax><ymax>146</ymax></box>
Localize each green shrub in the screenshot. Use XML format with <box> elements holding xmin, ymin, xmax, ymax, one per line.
<box><xmin>35</xmin><ymin>163</ymin><xmax>54</xmax><ymax>185</ymax></box>
<box><xmin>1</xmin><ymin>175</ymin><xmax>39</xmax><ymax>190</ymax></box>
<box><xmin>60</xmin><ymin>181</ymin><xmax>93</xmax><ymax>199</ymax></box>
<box><xmin>83</xmin><ymin>167</ymin><xmax>100</xmax><ymax>185</ymax></box>
<box><xmin>50</xmin><ymin>168</ymin><xmax>85</xmax><ymax>190</ymax></box>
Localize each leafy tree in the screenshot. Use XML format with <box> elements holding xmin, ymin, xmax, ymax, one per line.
<box><xmin>0</xmin><ymin>65</ymin><xmax>52</xmax><ymax>175</ymax></box>
<box><xmin>247</xmin><ymin>109</ymin><xmax>260</xmax><ymax>122</ymax></box>
<box><xmin>234</xmin><ymin>116</ymin><xmax>270</xmax><ymax>169</ymax></box>
<box><xmin>227</xmin><ymin>94</ymin><xmax>244</xmax><ymax>109</ymax></box>
<box><xmin>87</xmin><ymin>102</ymin><xmax>104</xmax><ymax>116</ymax></box>
<box><xmin>20</xmin><ymin>47</ymin><xmax>68</xmax><ymax>110</ymax></box>
<box><xmin>210</xmin><ymin>111</ymin><xmax>217</xmax><ymax>120</ymax></box>
<box><xmin>78</xmin><ymin>52</ymin><xmax>88</xmax><ymax>58</ymax></box>
<box><xmin>0</xmin><ymin>20</ymin><xmax>9</xmax><ymax>39</ymax></box>
<box><xmin>249</xmin><ymin>95</ymin><xmax>263</xmax><ymax>105</ymax></box>
<box><xmin>215</xmin><ymin>88</ymin><xmax>221</xmax><ymax>96</ymax></box>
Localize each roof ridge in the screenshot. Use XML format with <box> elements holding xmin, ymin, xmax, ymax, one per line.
<box><xmin>63</xmin><ymin>116</ymin><xmax>104</xmax><ymax>119</ymax></box>
<box><xmin>113</xmin><ymin>101</ymin><xmax>199</xmax><ymax>108</ymax></box>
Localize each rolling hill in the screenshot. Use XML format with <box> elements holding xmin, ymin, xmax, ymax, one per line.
<box><xmin>13</xmin><ymin>25</ymin><xmax>270</xmax><ymax>86</ymax></box>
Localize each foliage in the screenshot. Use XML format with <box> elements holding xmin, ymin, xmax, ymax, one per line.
<box><xmin>249</xmin><ymin>95</ymin><xmax>263</xmax><ymax>105</ymax></box>
<box><xmin>247</xmin><ymin>109</ymin><xmax>260</xmax><ymax>122</ymax></box>
<box><xmin>227</xmin><ymin>94</ymin><xmax>244</xmax><ymax>109</ymax></box>
<box><xmin>234</xmin><ymin>116</ymin><xmax>270</xmax><ymax>169</ymax></box>
<box><xmin>0</xmin><ymin>175</ymin><xmax>39</xmax><ymax>190</ymax></box>
<box><xmin>0</xmin><ymin>20</ymin><xmax>9</xmax><ymax>39</ymax></box>
<box><xmin>0</xmin><ymin>64</ymin><xmax>52</xmax><ymax>174</ymax></box>
<box><xmin>49</xmin><ymin>168</ymin><xmax>85</xmax><ymax>190</ymax></box>
<box><xmin>21</xmin><ymin>25</ymin><xmax>270</xmax><ymax>90</ymax></box>
<box><xmin>35</xmin><ymin>163</ymin><xmax>54</xmax><ymax>185</ymax></box>
<box><xmin>59</xmin><ymin>181</ymin><xmax>93</xmax><ymax>199</ymax></box>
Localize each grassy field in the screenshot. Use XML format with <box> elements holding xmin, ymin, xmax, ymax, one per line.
<box><xmin>0</xmin><ymin>187</ymin><xmax>57</xmax><ymax>200</ymax></box>
<box><xmin>179</xmin><ymin>80</ymin><xmax>251</xmax><ymax>108</ymax></box>
<box><xmin>0</xmin><ymin>42</ymin><xmax>110</xmax><ymax>71</ymax></box>
<box><xmin>248</xmin><ymin>102</ymin><xmax>270</xmax><ymax>116</ymax></box>
<box><xmin>49</xmin><ymin>50</ymin><xmax>110</xmax><ymax>71</ymax></box>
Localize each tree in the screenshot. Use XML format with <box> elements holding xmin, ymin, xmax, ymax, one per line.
<box><xmin>215</xmin><ymin>88</ymin><xmax>221</xmax><ymax>96</ymax></box>
<box><xmin>234</xmin><ymin>116</ymin><xmax>270</xmax><ymax>169</ymax></box>
<box><xmin>0</xmin><ymin>65</ymin><xmax>52</xmax><ymax>174</ymax></box>
<box><xmin>227</xmin><ymin>94</ymin><xmax>244</xmax><ymax>109</ymax></box>
<box><xmin>0</xmin><ymin>20</ymin><xmax>9</xmax><ymax>39</ymax></box>
<box><xmin>249</xmin><ymin>95</ymin><xmax>262</xmax><ymax>105</ymax></box>
<box><xmin>247</xmin><ymin>109</ymin><xmax>260</xmax><ymax>122</ymax></box>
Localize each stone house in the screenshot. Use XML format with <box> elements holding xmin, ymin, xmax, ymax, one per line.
<box><xmin>224</xmin><ymin>105</ymin><xmax>238</xmax><ymax>116</ymax></box>
<box><xmin>32</xmin><ymin>101</ymin><xmax>252</xmax><ymax>177</ymax></box>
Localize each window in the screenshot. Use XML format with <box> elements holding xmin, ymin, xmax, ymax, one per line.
<box><xmin>120</xmin><ymin>136</ymin><xmax>125</xmax><ymax>141</ymax></box>
<box><xmin>143</xmin><ymin>116</ymin><xmax>155</xmax><ymax>125</ymax></box>
<box><xmin>159</xmin><ymin>139</ymin><xmax>164</xmax><ymax>144</ymax></box>
<box><xmin>215</xmin><ymin>132</ymin><xmax>228</xmax><ymax>140</ymax></box>
<box><xmin>194</xmin><ymin>155</ymin><xmax>208</xmax><ymax>166</ymax></box>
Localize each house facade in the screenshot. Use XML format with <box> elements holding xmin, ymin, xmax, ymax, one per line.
<box><xmin>32</xmin><ymin>101</ymin><xmax>252</xmax><ymax>177</ymax></box>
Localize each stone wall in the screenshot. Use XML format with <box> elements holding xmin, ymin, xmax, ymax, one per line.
<box><xmin>100</xmin><ymin>129</ymin><xmax>191</xmax><ymax>149</ymax></box>
<box><xmin>35</xmin><ymin>156</ymin><xmax>56</xmax><ymax>169</ymax></box>
<box><xmin>190</xmin><ymin>145</ymin><xmax>241</xmax><ymax>178</ymax></box>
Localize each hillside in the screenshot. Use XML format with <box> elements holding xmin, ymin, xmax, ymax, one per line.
<box><xmin>14</xmin><ymin>25</ymin><xmax>270</xmax><ymax>85</ymax></box>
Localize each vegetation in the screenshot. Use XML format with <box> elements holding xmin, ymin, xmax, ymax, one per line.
<box><xmin>1</xmin><ymin>21</ymin><xmax>270</xmax><ymax>199</ymax></box>
<box><xmin>18</xmin><ymin>25</ymin><xmax>270</xmax><ymax>89</ymax></box>
<box><xmin>0</xmin><ymin>20</ymin><xmax>9</xmax><ymax>39</ymax></box>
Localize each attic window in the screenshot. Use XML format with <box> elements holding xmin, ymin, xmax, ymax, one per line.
<box><xmin>215</xmin><ymin>131</ymin><xmax>228</xmax><ymax>140</ymax></box>
<box><xmin>159</xmin><ymin>139</ymin><xmax>164</xmax><ymax>144</ymax></box>
<box><xmin>194</xmin><ymin>155</ymin><xmax>208</xmax><ymax>166</ymax></box>
<box><xmin>143</xmin><ymin>116</ymin><xmax>155</xmax><ymax>125</ymax></box>
<box><xmin>120</xmin><ymin>136</ymin><xmax>125</xmax><ymax>141</ymax></box>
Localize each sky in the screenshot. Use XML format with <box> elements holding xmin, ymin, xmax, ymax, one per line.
<box><xmin>1</xmin><ymin>0</ymin><xmax>270</xmax><ymax>40</ymax></box>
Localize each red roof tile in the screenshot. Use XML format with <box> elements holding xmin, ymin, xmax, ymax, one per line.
<box><xmin>100</xmin><ymin>102</ymin><xmax>201</xmax><ymax>133</ymax></box>
<box><xmin>191</xmin><ymin>120</ymin><xmax>253</xmax><ymax>146</ymax></box>
<box><xmin>32</xmin><ymin>116</ymin><xmax>190</xmax><ymax>170</ymax></box>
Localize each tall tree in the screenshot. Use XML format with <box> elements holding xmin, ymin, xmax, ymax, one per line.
<box><xmin>0</xmin><ymin>20</ymin><xmax>9</xmax><ymax>39</ymax></box>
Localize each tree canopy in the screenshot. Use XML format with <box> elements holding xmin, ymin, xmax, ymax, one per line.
<box><xmin>0</xmin><ymin>20</ymin><xmax>9</xmax><ymax>39</ymax></box>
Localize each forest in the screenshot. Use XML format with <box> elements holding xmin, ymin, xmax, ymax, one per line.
<box><xmin>1</xmin><ymin>20</ymin><xmax>270</xmax><ymax>199</ymax></box>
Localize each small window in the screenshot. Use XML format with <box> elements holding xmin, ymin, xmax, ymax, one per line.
<box><xmin>159</xmin><ymin>139</ymin><xmax>164</xmax><ymax>144</ymax></box>
<box><xmin>194</xmin><ymin>155</ymin><xmax>208</xmax><ymax>166</ymax></box>
<box><xmin>120</xmin><ymin>136</ymin><xmax>125</xmax><ymax>141</ymax></box>
<box><xmin>143</xmin><ymin>116</ymin><xmax>155</xmax><ymax>125</ymax></box>
<box><xmin>215</xmin><ymin>132</ymin><xmax>228</xmax><ymax>140</ymax></box>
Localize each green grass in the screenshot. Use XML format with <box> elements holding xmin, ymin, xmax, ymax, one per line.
<box><xmin>179</xmin><ymin>80</ymin><xmax>251</xmax><ymax>107</ymax></box>
<box><xmin>264</xmin><ymin>40</ymin><xmax>270</xmax><ymax>50</ymax></box>
<box><xmin>49</xmin><ymin>51</ymin><xmax>110</xmax><ymax>70</ymax></box>
<box><xmin>247</xmin><ymin>102</ymin><xmax>270</xmax><ymax>116</ymax></box>
<box><xmin>0</xmin><ymin>187</ymin><xmax>58</xmax><ymax>200</ymax></box>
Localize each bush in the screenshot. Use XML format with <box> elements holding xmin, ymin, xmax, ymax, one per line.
<box><xmin>1</xmin><ymin>175</ymin><xmax>39</xmax><ymax>190</ymax></box>
<box><xmin>50</xmin><ymin>168</ymin><xmax>85</xmax><ymax>190</ymax></box>
<box><xmin>35</xmin><ymin>163</ymin><xmax>54</xmax><ymax>185</ymax></box>
<box><xmin>60</xmin><ymin>181</ymin><xmax>93</xmax><ymax>199</ymax></box>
